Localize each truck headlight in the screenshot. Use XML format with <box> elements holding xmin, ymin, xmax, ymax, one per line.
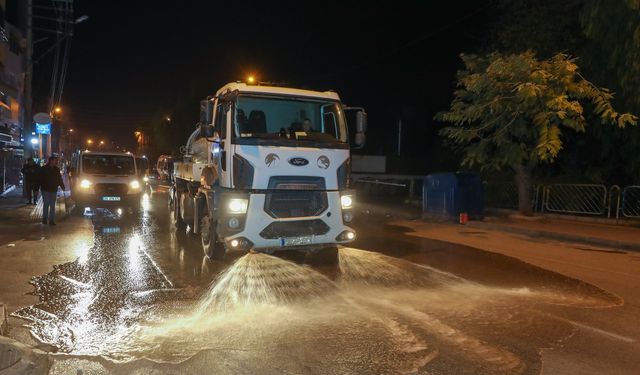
<box><xmin>80</xmin><ymin>179</ymin><xmax>92</xmax><ymax>189</ymax></box>
<box><xmin>341</xmin><ymin>195</ymin><xmax>353</xmax><ymax>209</ymax></box>
<box><xmin>130</xmin><ymin>180</ymin><xmax>141</xmax><ymax>189</ymax></box>
<box><xmin>228</xmin><ymin>198</ymin><xmax>248</xmax><ymax>214</ymax></box>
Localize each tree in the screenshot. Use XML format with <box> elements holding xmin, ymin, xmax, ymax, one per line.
<box><xmin>436</xmin><ymin>51</ymin><xmax>637</xmax><ymax>215</ymax></box>
<box><xmin>581</xmin><ymin>0</ymin><xmax>640</xmax><ymax>113</ymax></box>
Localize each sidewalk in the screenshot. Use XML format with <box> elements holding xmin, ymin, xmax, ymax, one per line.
<box><xmin>0</xmin><ymin>186</ymin><xmax>71</xmax><ymax>246</ymax></box>
<box><xmin>470</xmin><ymin>216</ymin><xmax>640</xmax><ymax>252</ymax></box>
<box><xmin>360</xmin><ymin>200</ymin><xmax>640</xmax><ymax>252</ymax></box>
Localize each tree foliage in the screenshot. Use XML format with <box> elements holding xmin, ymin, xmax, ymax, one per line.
<box><xmin>436</xmin><ymin>51</ymin><xmax>637</xmax><ymax>171</ymax></box>
<box><xmin>581</xmin><ymin>0</ymin><xmax>640</xmax><ymax>112</ymax></box>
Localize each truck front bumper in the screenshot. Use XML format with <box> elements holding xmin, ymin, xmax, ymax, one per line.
<box><xmin>218</xmin><ymin>191</ymin><xmax>355</xmax><ymax>253</ymax></box>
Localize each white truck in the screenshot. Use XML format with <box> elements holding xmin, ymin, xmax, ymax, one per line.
<box><xmin>170</xmin><ymin>82</ymin><xmax>366</xmax><ymax>259</ymax></box>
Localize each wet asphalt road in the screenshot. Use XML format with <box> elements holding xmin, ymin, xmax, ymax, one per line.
<box><xmin>12</xmin><ymin>189</ymin><xmax>625</xmax><ymax>374</ymax></box>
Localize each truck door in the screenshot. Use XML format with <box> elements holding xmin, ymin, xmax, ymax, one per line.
<box><xmin>212</xmin><ymin>99</ymin><xmax>232</xmax><ymax>188</ymax></box>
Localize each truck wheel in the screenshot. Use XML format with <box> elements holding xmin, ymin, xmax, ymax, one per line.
<box><xmin>171</xmin><ymin>190</ymin><xmax>185</xmax><ymax>229</ymax></box>
<box><xmin>201</xmin><ymin>216</ymin><xmax>225</xmax><ymax>260</ymax></box>
<box><xmin>180</xmin><ymin>193</ymin><xmax>196</xmax><ymax>235</ymax></box>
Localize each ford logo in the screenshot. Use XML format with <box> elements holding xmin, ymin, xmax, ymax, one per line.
<box><xmin>288</xmin><ymin>157</ymin><xmax>309</xmax><ymax>166</ymax></box>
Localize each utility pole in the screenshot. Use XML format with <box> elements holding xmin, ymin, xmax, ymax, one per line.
<box><xmin>26</xmin><ymin>0</ymin><xmax>33</xmax><ymax>158</ymax></box>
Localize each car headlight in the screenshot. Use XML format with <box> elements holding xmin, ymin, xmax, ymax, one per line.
<box><xmin>228</xmin><ymin>198</ymin><xmax>248</xmax><ymax>214</ymax></box>
<box><xmin>80</xmin><ymin>179</ymin><xmax>92</xmax><ymax>188</ymax></box>
<box><xmin>130</xmin><ymin>180</ymin><xmax>141</xmax><ymax>189</ymax></box>
<box><xmin>341</xmin><ymin>195</ymin><xmax>353</xmax><ymax>209</ymax></box>
<box><xmin>143</xmin><ymin>176</ymin><xmax>149</xmax><ymax>182</ymax></box>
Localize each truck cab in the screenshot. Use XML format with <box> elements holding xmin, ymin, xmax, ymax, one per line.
<box><xmin>171</xmin><ymin>82</ymin><xmax>366</xmax><ymax>259</ymax></box>
<box><xmin>70</xmin><ymin>150</ymin><xmax>144</xmax><ymax>213</ymax></box>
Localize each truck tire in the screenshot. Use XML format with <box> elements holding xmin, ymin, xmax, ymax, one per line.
<box><xmin>180</xmin><ymin>192</ymin><xmax>195</xmax><ymax>234</ymax></box>
<box><xmin>201</xmin><ymin>216</ymin><xmax>225</xmax><ymax>260</ymax></box>
<box><xmin>170</xmin><ymin>189</ymin><xmax>185</xmax><ymax>229</ymax></box>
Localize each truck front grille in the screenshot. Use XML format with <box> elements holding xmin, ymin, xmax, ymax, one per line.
<box><xmin>264</xmin><ymin>176</ymin><xmax>328</xmax><ymax>218</ymax></box>
<box><xmin>259</xmin><ymin>219</ymin><xmax>330</xmax><ymax>239</ymax></box>
<box><xmin>94</xmin><ymin>183</ymin><xmax>128</xmax><ymax>196</ymax></box>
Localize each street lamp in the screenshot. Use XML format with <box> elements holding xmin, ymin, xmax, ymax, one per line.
<box><xmin>165</xmin><ymin>115</ymin><xmax>171</xmax><ymax>122</ymax></box>
<box><xmin>87</xmin><ymin>139</ymin><xmax>93</xmax><ymax>145</ymax></box>
<box><xmin>54</xmin><ymin>107</ymin><xmax>62</xmax><ymax>114</ymax></box>
<box><xmin>99</xmin><ymin>140</ymin><xmax>105</xmax><ymax>146</ymax></box>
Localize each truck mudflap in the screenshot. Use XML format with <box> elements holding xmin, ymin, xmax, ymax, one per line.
<box><xmin>219</xmin><ymin>191</ymin><xmax>355</xmax><ymax>252</ymax></box>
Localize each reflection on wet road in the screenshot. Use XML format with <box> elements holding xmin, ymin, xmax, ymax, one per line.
<box><xmin>13</xmin><ymin>192</ymin><xmax>621</xmax><ymax>374</ymax></box>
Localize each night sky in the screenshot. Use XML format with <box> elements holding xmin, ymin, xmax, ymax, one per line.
<box><xmin>33</xmin><ymin>1</ymin><xmax>490</xmax><ymax>165</ymax></box>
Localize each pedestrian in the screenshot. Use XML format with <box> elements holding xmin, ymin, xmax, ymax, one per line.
<box><xmin>20</xmin><ymin>158</ymin><xmax>40</xmax><ymax>204</ymax></box>
<box><xmin>39</xmin><ymin>156</ymin><xmax>65</xmax><ymax>225</ymax></box>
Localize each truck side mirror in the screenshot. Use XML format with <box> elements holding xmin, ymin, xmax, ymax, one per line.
<box><xmin>356</xmin><ymin>111</ymin><xmax>367</xmax><ymax>133</ymax></box>
<box><xmin>200</xmin><ymin>99</ymin><xmax>214</xmax><ymax>124</ymax></box>
<box><xmin>345</xmin><ymin>107</ymin><xmax>367</xmax><ymax>149</ymax></box>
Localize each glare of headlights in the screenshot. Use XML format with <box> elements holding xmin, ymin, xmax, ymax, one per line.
<box><xmin>228</xmin><ymin>198</ymin><xmax>248</xmax><ymax>214</ymax></box>
<box><xmin>341</xmin><ymin>195</ymin><xmax>353</xmax><ymax>209</ymax></box>
<box><xmin>80</xmin><ymin>179</ymin><xmax>92</xmax><ymax>188</ymax></box>
<box><xmin>130</xmin><ymin>180</ymin><xmax>140</xmax><ymax>189</ymax></box>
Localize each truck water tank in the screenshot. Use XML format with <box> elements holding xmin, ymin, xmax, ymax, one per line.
<box><xmin>184</xmin><ymin>128</ymin><xmax>209</xmax><ymax>164</ymax></box>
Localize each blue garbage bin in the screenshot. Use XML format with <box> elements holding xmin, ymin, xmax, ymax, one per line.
<box><xmin>422</xmin><ymin>172</ymin><xmax>484</xmax><ymax>219</ymax></box>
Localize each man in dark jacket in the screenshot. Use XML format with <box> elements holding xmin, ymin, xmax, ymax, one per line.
<box><xmin>40</xmin><ymin>156</ymin><xmax>65</xmax><ymax>225</ymax></box>
<box><xmin>21</xmin><ymin>158</ymin><xmax>40</xmax><ymax>204</ymax></box>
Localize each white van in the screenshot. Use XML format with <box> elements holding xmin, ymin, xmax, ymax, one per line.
<box><xmin>69</xmin><ymin>150</ymin><xmax>143</xmax><ymax>212</ymax></box>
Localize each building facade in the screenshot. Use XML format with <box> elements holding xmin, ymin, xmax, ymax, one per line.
<box><xmin>0</xmin><ymin>0</ymin><xmax>27</xmax><ymax>189</ymax></box>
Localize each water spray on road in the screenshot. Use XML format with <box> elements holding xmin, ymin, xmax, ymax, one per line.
<box><xmin>14</xmin><ymin>233</ymin><xmax>624</xmax><ymax>374</ymax></box>
<box><xmin>195</xmin><ymin>253</ymin><xmax>337</xmax><ymax>314</ymax></box>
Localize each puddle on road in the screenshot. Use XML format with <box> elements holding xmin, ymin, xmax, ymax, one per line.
<box><xmin>12</xmin><ymin>204</ymin><xmax>623</xmax><ymax>374</ymax></box>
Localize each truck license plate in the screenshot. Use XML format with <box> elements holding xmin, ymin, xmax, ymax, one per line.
<box><xmin>102</xmin><ymin>196</ymin><xmax>121</xmax><ymax>201</ymax></box>
<box><xmin>281</xmin><ymin>236</ymin><xmax>313</xmax><ymax>247</ymax></box>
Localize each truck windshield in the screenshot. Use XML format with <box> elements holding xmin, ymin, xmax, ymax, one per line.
<box><xmin>82</xmin><ymin>155</ymin><xmax>135</xmax><ymax>175</ymax></box>
<box><xmin>233</xmin><ymin>95</ymin><xmax>348</xmax><ymax>147</ymax></box>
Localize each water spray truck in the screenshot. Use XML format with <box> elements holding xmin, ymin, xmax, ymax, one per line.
<box><xmin>170</xmin><ymin>81</ymin><xmax>367</xmax><ymax>259</ymax></box>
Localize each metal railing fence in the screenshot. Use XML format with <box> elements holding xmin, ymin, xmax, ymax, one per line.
<box><xmin>621</xmin><ymin>186</ymin><xmax>640</xmax><ymax>218</ymax></box>
<box><xmin>350</xmin><ymin>174</ymin><xmax>640</xmax><ymax>222</ymax></box>
<box><xmin>543</xmin><ymin>184</ymin><xmax>608</xmax><ymax>215</ymax></box>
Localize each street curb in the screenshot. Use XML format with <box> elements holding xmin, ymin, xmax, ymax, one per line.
<box><xmin>468</xmin><ymin>221</ymin><xmax>640</xmax><ymax>252</ymax></box>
